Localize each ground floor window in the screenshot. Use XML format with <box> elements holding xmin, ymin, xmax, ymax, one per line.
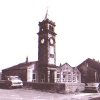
<box><xmin>73</xmin><ymin>72</ymin><xmax>76</xmax><ymax>82</ymax></box>
<box><xmin>32</xmin><ymin>73</ymin><xmax>36</xmax><ymax>82</ymax></box>
<box><xmin>68</xmin><ymin>72</ymin><xmax>72</xmax><ymax>82</ymax></box>
<box><xmin>73</xmin><ymin>76</ymin><xmax>76</xmax><ymax>82</ymax></box>
<box><xmin>33</xmin><ymin>73</ymin><xmax>36</xmax><ymax>80</ymax></box>
<box><xmin>63</xmin><ymin>72</ymin><xmax>66</xmax><ymax>82</ymax></box>
<box><xmin>63</xmin><ymin>72</ymin><xmax>66</xmax><ymax>78</ymax></box>
<box><xmin>57</xmin><ymin>72</ymin><xmax>60</xmax><ymax>78</ymax></box>
<box><xmin>56</xmin><ymin>72</ymin><xmax>60</xmax><ymax>82</ymax></box>
<box><xmin>77</xmin><ymin>75</ymin><xmax>79</xmax><ymax>81</ymax></box>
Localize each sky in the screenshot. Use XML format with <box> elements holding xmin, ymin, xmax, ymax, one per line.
<box><xmin>0</xmin><ymin>0</ymin><xmax>100</xmax><ymax>71</ymax></box>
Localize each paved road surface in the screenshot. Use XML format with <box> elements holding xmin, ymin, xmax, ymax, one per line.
<box><xmin>0</xmin><ymin>88</ymin><xmax>100</xmax><ymax>100</ymax></box>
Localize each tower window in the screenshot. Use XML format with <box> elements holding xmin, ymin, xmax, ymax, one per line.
<box><xmin>42</xmin><ymin>28</ymin><xmax>43</xmax><ymax>31</ymax></box>
<box><xmin>49</xmin><ymin>25</ymin><xmax>52</xmax><ymax>30</ymax></box>
<box><xmin>52</xmin><ymin>27</ymin><xmax>54</xmax><ymax>31</ymax></box>
<box><xmin>49</xmin><ymin>25</ymin><xmax>54</xmax><ymax>31</ymax></box>
<box><xmin>50</xmin><ymin>54</ymin><xmax>54</xmax><ymax>58</ymax></box>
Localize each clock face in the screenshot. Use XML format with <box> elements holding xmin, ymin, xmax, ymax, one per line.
<box><xmin>41</xmin><ymin>38</ymin><xmax>45</xmax><ymax>44</ymax></box>
<box><xmin>49</xmin><ymin>38</ymin><xmax>54</xmax><ymax>45</ymax></box>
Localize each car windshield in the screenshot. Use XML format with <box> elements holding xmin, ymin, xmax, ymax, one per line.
<box><xmin>8</xmin><ymin>76</ymin><xmax>20</xmax><ymax>80</ymax></box>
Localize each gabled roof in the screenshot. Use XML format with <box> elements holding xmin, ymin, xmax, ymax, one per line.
<box><xmin>59</xmin><ymin>63</ymin><xmax>72</xmax><ymax>68</ymax></box>
<box><xmin>57</xmin><ymin>63</ymin><xmax>73</xmax><ymax>71</ymax></box>
<box><xmin>56</xmin><ymin>63</ymin><xmax>81</xmax><ymax>73</ymax></box>
<box><xmin>77</xmin><ymin>58</ymin><xmax>100</xmax><ymax>71</ymax></box>
<box><xmin>73</xmin><ymin>67</ymin><xmax>81</xmax><ymax>73</ymax></box>
<box><xmin>2</xmin><ymin>61</ymin><xmax>38</xmax><ymax>71</ymax></box>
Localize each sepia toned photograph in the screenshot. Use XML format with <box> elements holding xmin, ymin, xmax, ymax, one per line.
<box><xmin>0</xmin><ymin>0</ymin><xmax>100</xmax><ymax>100</ymax></box>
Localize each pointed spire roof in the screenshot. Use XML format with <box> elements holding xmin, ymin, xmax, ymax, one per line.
<box><xmin>44</xmin><ymin>9</ymin><xmax>48</xmax><ymax>20</ymax></box>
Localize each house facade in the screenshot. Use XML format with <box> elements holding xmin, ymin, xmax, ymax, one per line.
<box><xmin>55</xmin><ymin>63</ymin><xmax>81</xmax><ymax>83</ymax></box>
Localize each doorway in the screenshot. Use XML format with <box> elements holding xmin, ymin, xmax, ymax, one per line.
<box><xmin>50</xmin><ymin>70</ymin><xmax>54</xmax><ymax>83</ymax></box>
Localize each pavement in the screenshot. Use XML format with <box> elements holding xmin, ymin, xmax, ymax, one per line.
<box><xmin>0</xmin><ymin>88</ymin><xmax>100</xmax><ymax>100</ymax></box>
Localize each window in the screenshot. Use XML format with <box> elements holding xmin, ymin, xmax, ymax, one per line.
<box><xmin>73</xmin><ymin>72</ymin><xmax>76</xmax><ymax>82</ymax></box>
<box><xmin>50</xmin><ymin>54</ymin><xmax>54</xmax><ymax>58</ymax></box>
<box><xmin>57</xmin><ymin>74</ymin><xmax>60</xmax><ymax>78</ymax></box>
<box><xmin>63</xmin><ymin>72</ymin><xmax>66</xmax><ymax>78</ymax></box>
<box><xmin>49</xmin><ymin>25</ymin><xmax>52</xmax><ymax>30</ymax></box>
<box><xmin>33</xmin><ymin>74</ymin><xmax>36</xmax><ymax>80</ymax></box>
<box><xmin>57</xmin><ymin>72</ymin><xmax>60</xmax><ymax>78</ymax></box>
<box><xmin>50</xmin><ymin>46</ymin><xmax>54</xmax><ymax>54</ymax></box>
<box><xmin>73</xmin><ymin>76</ymin><xmax>76</xmax><ymax>82</ymax></box>
<box><xmin>49</xmin><ymin>25</ymin><xmax>54</xmax><ymax>31</ymax></box>
<box><xmin>77</xmin><ymin>72</ymin><xmax>80</xmax><ymax>81</ymax></box>
<box><xmin>63</xmin><ymin>72</ymin><xmax>66</xmax><ymax>82</ymax></box>
<box><xmin>68</xmin><ymin>72</ymin><xmax>72</xmax><ymax>82</ymax></box>
<box><xmin>56</xmin><ymin>72</ymin><xmax>60</xmax><ymax>82</ymax></box>
<box><xmin>73</xmin><ymin>72</ymin><xmax>75</xmax><ymax>74</ymax></box>
<box><xmin>77</xmin><ymin>75</ymin><xmax>79</xmax><ymax>80</ymax></box>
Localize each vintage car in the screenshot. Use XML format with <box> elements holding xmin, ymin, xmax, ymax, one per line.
<box><xmin>85</xmin><ymin>83</ymin><xmax>100</xmax><ymax>92</ymax></box>
<box><xmin>0</xmin><ymin>76</ymin><xmax>23</xmax><ymax>89</ymax></box>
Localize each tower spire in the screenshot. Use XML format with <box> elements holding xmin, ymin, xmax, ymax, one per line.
<box><xmin>44</xmin><ymin>8</ymin><xmax>48</xmax><ymax>20</ymax></box>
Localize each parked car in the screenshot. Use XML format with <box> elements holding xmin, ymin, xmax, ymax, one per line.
<box><xmin>0</xmin><ymin>76</ymin><xmax>23</xmax><ymax>89</ymax></box>
<box><xmin>85</xmin><ymin>83</ymin><xmax>100</xmax><ymax>92</ymax></box>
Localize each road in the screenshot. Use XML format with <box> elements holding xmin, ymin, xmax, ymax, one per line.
<box><xmin>0</xmin><ymin>88</ymin><xmax>100</xmax><ymax>100</ymax></box>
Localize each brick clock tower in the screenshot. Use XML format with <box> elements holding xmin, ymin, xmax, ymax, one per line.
<box><xmin>37</xmin><ymin>13</ymin><xmax>57</xmax><ymax>83</ymax></box>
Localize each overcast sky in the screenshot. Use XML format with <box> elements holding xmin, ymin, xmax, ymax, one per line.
<box><xmin>0</xmin><ymin>0</ymin><xmax>100</xmax><ymax>71</ymax></box>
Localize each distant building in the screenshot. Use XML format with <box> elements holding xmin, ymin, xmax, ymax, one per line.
<box><xmin>2</xmin><ymin>12</ymin><xmax>81</xmax><ymax>84</ymax></box>
<box><xmin>77</xmin><ymin>58</ymin><xmax>100</xmax><ymax>83</ymax></box>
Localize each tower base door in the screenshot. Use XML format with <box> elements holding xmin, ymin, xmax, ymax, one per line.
<box><xmin>50</xmin><ymin>70</ymin><xmax>54</xmax><ymax>83</ymax></box>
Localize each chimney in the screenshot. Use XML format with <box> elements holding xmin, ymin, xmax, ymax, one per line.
<box><xmin>60</xmin><ymin>63</ymin><xmax>62</xmax><ymax>66</ymax></box>
<box><xmin>26</xmin><ymin>56</ymin><xmax>28</xmax><ymax>63</ymax></box>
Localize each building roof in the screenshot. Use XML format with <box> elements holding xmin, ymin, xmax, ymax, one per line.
<box><xmin>77</xmin><ymin>58</ymin><xmax>100</xmax><ymax>71</ymax></box>
<box><xmin>2</xmin><ymin>61</ymin><xmax>38</xmax><ymax>71</ymax></box>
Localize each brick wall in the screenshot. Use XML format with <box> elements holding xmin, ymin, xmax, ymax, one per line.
<box><xmin>23</xmin><ymin>82</ymin><xmax>85</xmax><ymax>93</ymax></box>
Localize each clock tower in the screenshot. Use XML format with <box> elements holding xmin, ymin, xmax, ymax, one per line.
<box><xmin>37</xmin><ymin>13</ymin><xmax>57</xmax><ymax>83</ymax></box>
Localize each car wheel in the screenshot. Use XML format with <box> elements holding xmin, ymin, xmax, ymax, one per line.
<box><xmin>97</xmin><ymin>88</ymin><xmax>100</xmax><ymax>93</ymax></box>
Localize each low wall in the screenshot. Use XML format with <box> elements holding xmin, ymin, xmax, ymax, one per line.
<box><xmin>23</xmin><ymin>82</ymin><xmax>65</xmax><ymax>93</ymax></box>
<box><xmin>23</xmin><ymin>82</ymin><xmax>85</xmax><ymax>93</ymax></box>
<box><xmin>65</xmin><ymin>83</ymin><xmax>85</xmax><ymax>93</ymax></box>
